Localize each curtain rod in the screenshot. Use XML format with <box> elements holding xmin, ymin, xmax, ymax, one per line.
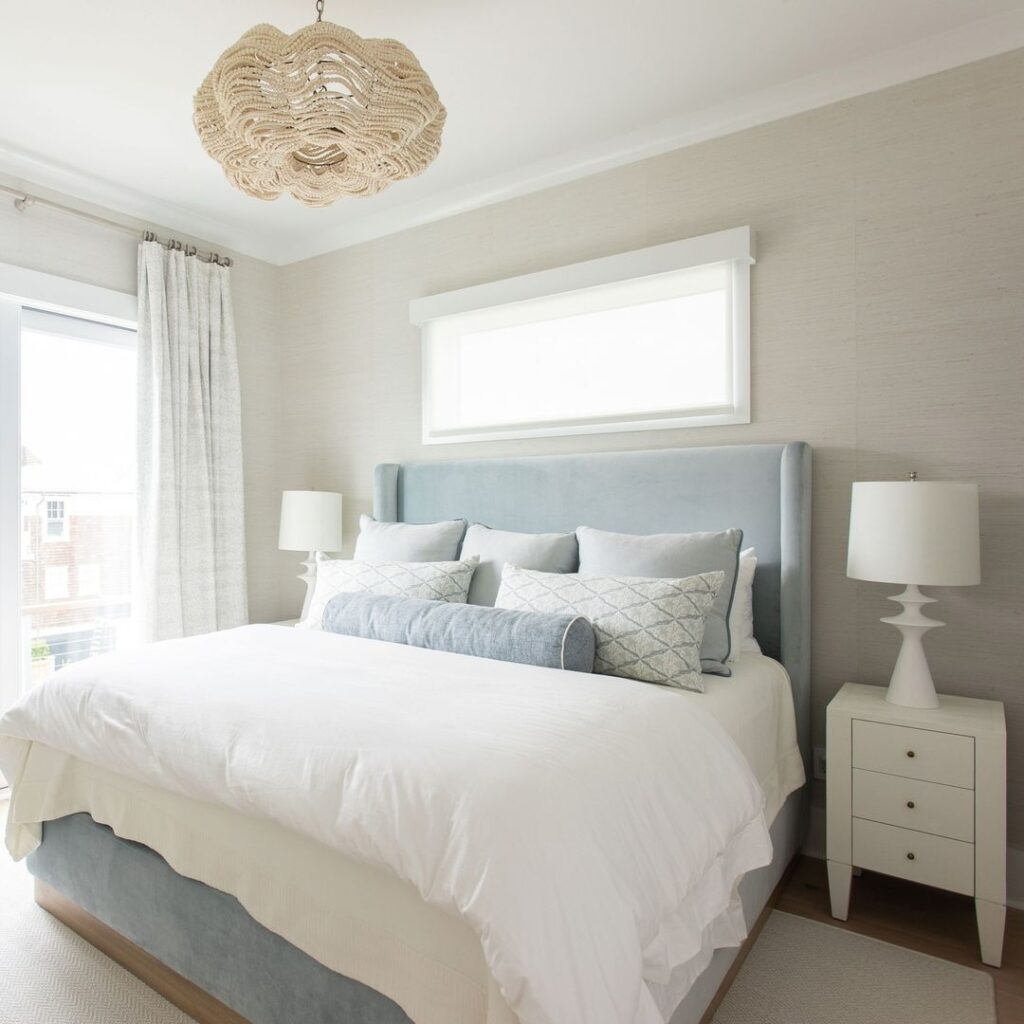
<box><xmin>0</xmin><ymin>185</ymin><xmax>233</xmax><ymax>267</ymax></box>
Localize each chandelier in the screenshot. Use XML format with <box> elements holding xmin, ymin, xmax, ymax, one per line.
<box><xmin>193</xmin><ymin>0</ymin><xmax>446</xmax><ymax>206</ymax></box>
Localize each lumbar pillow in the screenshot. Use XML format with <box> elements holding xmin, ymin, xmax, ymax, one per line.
<box><xmin>728</xmin><ymin>547</ymin><xmax>761</xmax><ymax>660</ymax></box>
<box><xmin>460</xmin><ymin>524</ymin><xmax>578</xmax><ymax>606</ymax></box>
<box><xmin>354</xmin><ymin>515</ymin><xmax>466</xmax><ymax>562</ymax></box>
<box><xmin>495</xmin><ymin>564</ymin><xmax>723</xmax><ymax>692</ymax></box>
<box><xmin>575</xmin><ymin>525</ymin><xmax>742</xmax><ymax>675</ymax></box>
<box><xmin>322</xmin><ymin>592</ymin><xmax>595</xmax><ymax>672</ymax></box>
<box><xmin>300</xmin><ymin>556</ymin><xmax>478</xmax><ymax>629</ymax></box>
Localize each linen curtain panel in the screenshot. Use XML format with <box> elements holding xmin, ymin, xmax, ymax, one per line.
<box><xmin>136</xmin><ymin>241</ymin><xmax>248</xmax><ymax>641</ymax></box>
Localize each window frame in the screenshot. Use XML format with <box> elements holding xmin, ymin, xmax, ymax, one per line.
<box><xmin>0</xmin><ymin>262</ymin><xmax>136</xmax><ymax>720</ymax></box>
<box><xmin>411</xmin><ymin>227</ymin><xmax>754</xmax><ymax>445</ymax></box>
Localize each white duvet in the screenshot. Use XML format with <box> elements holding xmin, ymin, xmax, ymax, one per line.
<box><xmin>0</xmin><ymin>625</ymin><xmax>772</xmax><ymax>1024</ymax></box>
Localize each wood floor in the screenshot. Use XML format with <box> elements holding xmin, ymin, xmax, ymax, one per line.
<box><xmin>778</xmin><ymin>856</ymin><xmax>1024</xmax><ymax>1023</ymax></box>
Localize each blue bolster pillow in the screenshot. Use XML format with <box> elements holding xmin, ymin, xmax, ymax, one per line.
<box><xmin>322</xmin><ymin>592</ymin><xmax>595</xmax><ymax>673</ymax></box>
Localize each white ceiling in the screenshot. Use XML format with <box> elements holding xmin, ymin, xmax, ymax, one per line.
<box><xmin>2</xmin><ymin>1</ymin><xmax>1023</xmax><ymax>265</ymax></box>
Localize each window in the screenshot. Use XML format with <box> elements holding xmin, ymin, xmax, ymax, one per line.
<box><xmin>77</xmin><ymin>563</ymin><xmax>101</xmax><ymax>596</ymax></box>
<box><xmin>0</xmin><ymin>272</ymin><xmax>137</xmax><ymax>711</ymax></box>
<box><xmin>45</xmin><ymin>498</ymin><xmax>67</xmax><ymax>540</ymax></box>
<box><xmin>413</xmin><ymin>227</ymin><xmax>753</xmax><ymax>444</ymax></box>
<box><xmin>44</xmin><ymin>566</ymin><xmax>68</xmax><ymax>600</ymax></box>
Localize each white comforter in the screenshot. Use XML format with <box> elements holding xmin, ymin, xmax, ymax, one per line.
<box><xmin>0</xmin><ymin>625</ymin><xmax>772</xmax><ymax>1024</ymax></box>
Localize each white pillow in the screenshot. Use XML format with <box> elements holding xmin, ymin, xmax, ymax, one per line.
<box><xmin>728</xmin><ymin>547</ymin><xmax>761</xmax><ymax>660</ymax></box>
<box><xmin>354</xmin><ymin>515</ymin><xmax>465</xmax><ymax>562</ymax></box>
<box><xmin>300</xmin><ymin>556</ymin><xmax>479</xmax><ymax>629</ymax></box>
<box><xmin>496</xmin><ymin>563</ymin><xmax>724</xmax><ymax>693</ymax></box>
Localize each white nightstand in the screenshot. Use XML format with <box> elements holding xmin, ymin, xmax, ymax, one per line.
<box><xmin>272</xmin><ymin>619</ymin><xmax>300</xmax><ymax>627</ymax></box>
<box><xmin>826</xmin><ymin>682</ymin><xmax>1006</xmax><ymax>966</ymax></box>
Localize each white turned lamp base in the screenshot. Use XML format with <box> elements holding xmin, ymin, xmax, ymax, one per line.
<box><xmin>298</xmin><ymin>550</ymin><xmax>317</xmax><ymax>622</ymax></box>
<box><xmin>881</xmin><ymin>584</ymin><xmax>943</xmax><ymax>709</ymax></box>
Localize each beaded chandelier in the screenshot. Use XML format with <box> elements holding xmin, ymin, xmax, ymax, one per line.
<box><xmin>193</xmin><ymin>0</ymin><xmax>446</xmax><ymax>206</ymax></box>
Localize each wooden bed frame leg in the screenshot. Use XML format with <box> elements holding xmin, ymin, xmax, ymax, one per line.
<box><xmin>34</xmin><ymin>879</ymin><xmax>251</xmax><ymax>1024</ymax></box>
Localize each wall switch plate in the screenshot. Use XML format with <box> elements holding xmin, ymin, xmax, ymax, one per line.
<box><xmin>813</xmin><ymin>747</ymin><xmax>827</xmax><ymax>781</ymax></box>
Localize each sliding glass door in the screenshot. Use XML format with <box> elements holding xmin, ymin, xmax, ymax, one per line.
<box><xmin>0</xmin><ymin>300</ymin><xmax>136</xmax><ymax>713</ymax></box>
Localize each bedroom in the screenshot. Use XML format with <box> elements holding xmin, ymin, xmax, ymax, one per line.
<box><xmin>0</xmin><ymin>1</ymin><xmax>1021</xmax><ymax>1022</ymax></box>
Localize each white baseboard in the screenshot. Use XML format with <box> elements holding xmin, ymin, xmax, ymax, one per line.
<box><xmin>803</xmin><ymin>803</ymin><xmax>1024</xmax><ymax>909</ymax></box>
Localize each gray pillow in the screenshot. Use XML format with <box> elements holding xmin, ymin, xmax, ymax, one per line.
<box><xmin>460</xmin><ymin>524</ymin><xmax>578</xmax><ymax>606</ymax></box>
<box><xmin>323</xmin><ymin>592</ymin><xmax>595</xmax><ymax>672</ymax></box>
<box><xmin>354</xmin><ymin>515</ymin><xmax>465</xmax><ymax>561</ymax></box>
<box><xmin>495</xmin><ymin>564</ymin><xmax>723</xmax><ymax>692</ymax></box>
<box><xmin>576</xmin><ymin>525</ymin><xmax>743</xmax><ymax>676</ymax></box>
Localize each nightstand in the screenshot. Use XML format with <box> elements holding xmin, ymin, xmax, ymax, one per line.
<box><xmin>826</xmin><ymin>682</ymin><xmax>1006</xmax><ymax>966</ymax></box>
<box><xmin>272</xmin><ymin>619</ymin><xmax>300</xmax><ymax>627</ymax></box>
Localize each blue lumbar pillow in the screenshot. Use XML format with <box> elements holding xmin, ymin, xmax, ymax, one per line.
<box><xmin>322</xmin><ymin>591</ymin><xmax>594</xmax><ymax>673</ymax></box>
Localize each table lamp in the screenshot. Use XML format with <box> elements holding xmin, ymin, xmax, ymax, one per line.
<box><xmin>279</xmin><ymin>490</ymin><xmax>344</xmax><ymax>620</ymax></box>
<box><xmin>847</xmin><ymin>474</ymin><xmax>980</xmax><ymax>709</ymax></box>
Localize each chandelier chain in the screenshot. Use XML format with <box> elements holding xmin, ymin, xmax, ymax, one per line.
<box><xmin>315</xmin><ymin>0</ymin><xmax>324</xmax><ymax>22</ymax></box>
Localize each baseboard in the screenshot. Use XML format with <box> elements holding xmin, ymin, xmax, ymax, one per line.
<box><xmin>803</xmin><ymin>803</ymin><xmax>1024</xmax><ymax>909</ymax></box>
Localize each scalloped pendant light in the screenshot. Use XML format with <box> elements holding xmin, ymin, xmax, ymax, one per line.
<box><xmin>193</xmin><ymin>0</ymin><xmax>445</xmax><ymax>206</ymax></box>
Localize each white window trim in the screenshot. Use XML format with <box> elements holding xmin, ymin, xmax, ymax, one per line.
<box><xmin>411</xmin><ymin>226</ymin><xmax>754</xmax><ymax>445</ymax></box>
<box><xmin>0</xmin><ymin>264</ymin><xmax>136</xmax><ymax>720</ymax></box>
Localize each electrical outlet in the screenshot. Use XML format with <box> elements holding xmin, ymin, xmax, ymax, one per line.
<box><xmin>813</xmin><ymin>747</ymin><xmax>827</xmax><ymax>781</ymax></box>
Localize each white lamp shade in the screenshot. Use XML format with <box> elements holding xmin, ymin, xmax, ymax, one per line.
<box><xmin>847</xmin><ymin>481</ymin><xmax>980</xmax><ymax>587</ymax></box>
<box><xmin>278</xmin><ymin>491</ymin><xmax>344</xmax><ymax>552</ymax></box>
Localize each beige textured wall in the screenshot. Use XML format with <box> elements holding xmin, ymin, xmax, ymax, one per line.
<box><xmin>279</xmin><ymin>50</ymin><xmax>1024</xmax><ymax>842</ymax></box>
<box><xmin>0</xmin><ymin>180</ymin><xmax>286</xmax><ymax>624</ymax></box>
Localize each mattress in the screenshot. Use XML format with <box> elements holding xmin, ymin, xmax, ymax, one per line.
<box><xmin>4</xmin><ymin>651</ymin><xmax>803</xmax><ymax>1024</ymax></box>
<box><xmin>668</xmin><ymin>653</ymin><xmax>804</xmax><ymax>825</ymax></box>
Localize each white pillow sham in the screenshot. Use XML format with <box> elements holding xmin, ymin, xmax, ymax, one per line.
<box><xmin>300</xmin><ymin>556</ymin><xmax>478</xmax><ymax>629</ymax></box>
<box><xmin>495</xmin><ymin>563</ymin><xmax>724</xmax><ymax>693</ymax></box>
<box><xmin>727</xmin><ymin>547</ymin><xmax>760</xmax><ymax>659</ymax></box>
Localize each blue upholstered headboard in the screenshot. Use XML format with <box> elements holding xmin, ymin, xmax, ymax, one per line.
<box><xmin>374</xmin><ymin>442</ymin><xmax>812</xmax><ymax>765</ymax></box>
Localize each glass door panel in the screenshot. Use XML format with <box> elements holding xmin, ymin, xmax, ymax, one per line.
<box><xmin>18</xmin><ymin>309</ymin><xmax>136</xmax><ymax>693</ymax></box>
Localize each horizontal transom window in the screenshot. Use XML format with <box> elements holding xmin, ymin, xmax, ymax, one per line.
<box><xmin>412</xmin><ymin>227</ymin><xmax>753</xmax><ymax>444</ymax></box>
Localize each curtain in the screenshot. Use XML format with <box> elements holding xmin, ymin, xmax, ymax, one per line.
<box><xmin>136</xmin><ymin>241</ymin><xmax>248</xmax><ymax>642</ymax></box>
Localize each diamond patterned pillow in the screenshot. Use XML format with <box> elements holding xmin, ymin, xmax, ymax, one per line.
<box><xmin>300</xmin><ymin>556</ymin><xmax>479</xmax><ymax>629</ymax></box>
<box><xmin>495</xmin><ymin>564</ymin><xmax>724</xmax><ymax>692</ymax></box>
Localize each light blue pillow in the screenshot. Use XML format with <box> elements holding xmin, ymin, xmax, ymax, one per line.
<box><xmin>322</xmin><ymin>592</ymin><xmax>595</xmax><ymax>672</ymax></box>
<box><xmin>576</xmin><ymin>525</ymin><xmax>743</xmax><ymax>675</ymax></box>
<box><xmin>354</xmin><ymin>515</ymin><xmax>466</xmax><ymax>561</ymax></box>
<box><xmin>460</xmin><ymin>524</ymin><xmax>578</xmax><ymax>606</ymax></box>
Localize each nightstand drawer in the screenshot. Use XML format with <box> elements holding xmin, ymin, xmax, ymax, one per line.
<box><xmin>852</xmin><ymin>818</ymin><xmax>974</xmax><ymax>896</ymax></box>
<box><xmin>852</xmin><ymin>720</ymin><xmax>974</xmax><ymax>788</ymax></box>
<box><xmin>852</xmin><ymin>768</ymin><xmax>974</xmax><ymax>842</ymax></box>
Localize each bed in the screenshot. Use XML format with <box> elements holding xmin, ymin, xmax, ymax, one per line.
<box><xmin>0</xmin><ymin>441</ymin><xmax>811</xmax><ymax>1024</ymax></box>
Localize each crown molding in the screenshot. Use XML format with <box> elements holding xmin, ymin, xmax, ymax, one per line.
<box><xmin>0</xmin><ymin>143</ymin><xmax>276</xmax><ymax>264</ymax></box>
<box><xmin>277</xmin><ymin>10</ymin><xmax>1024</xmax><ymax>263</ymax></box>
<box><xmin>2</xmin><ymin>10</ymin><xmax>1023</xmax><ymax>267</ymax></box>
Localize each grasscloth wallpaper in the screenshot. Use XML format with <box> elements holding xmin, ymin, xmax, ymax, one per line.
<box><xmin>278</xmin><ymin>51</ymin><xmax>1024</xmax><ymax>843</ymax></box>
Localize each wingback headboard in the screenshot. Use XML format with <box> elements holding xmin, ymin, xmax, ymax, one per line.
<box><xmin>374</xmin><ymin>442</ymin><xmax>812</xmax><ymax>765</ymax></box>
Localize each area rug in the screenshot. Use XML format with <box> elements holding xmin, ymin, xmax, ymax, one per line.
<box><xmin>714</xmin><ymin>910</ymin><xmax>997</xmax><ymax>1024</ymax></box>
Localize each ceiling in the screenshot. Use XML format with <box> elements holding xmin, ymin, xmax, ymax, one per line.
<box><xmin>2</xmin><ymin>1</ymin><xmax>1023</xmax><ymax>265</ymax></box>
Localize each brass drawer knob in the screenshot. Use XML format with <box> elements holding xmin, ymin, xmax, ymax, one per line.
<box><xmin>906</xmin><ymin>852</ymin><xmax>916</xmax><ymax>861</ymax></box>
<box><xmin>907</xmin><ymin>800</ymin><xmax>916</xmax><ymax>809</ymax></box>
<box><xmin>906</xmin><ymin>750</ymin><xmax>916</xmax><ymax>758</ymax></box>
